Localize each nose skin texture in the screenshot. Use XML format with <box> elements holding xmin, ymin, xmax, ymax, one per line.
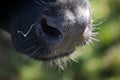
<box><xmin>11</xmin><ymin>0</ymin><xmax>92</xmax><ymax>61</ymax></box>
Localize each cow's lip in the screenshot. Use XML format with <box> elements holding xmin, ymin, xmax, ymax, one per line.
<box><xmin>31</xmin><ymin>51</ymin><xmax>74</xmax><ymax>61</ymax></box>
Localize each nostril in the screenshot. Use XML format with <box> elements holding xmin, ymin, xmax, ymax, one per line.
<box><xmin>40</xmin><ymin>17</ymin><xmax>63</xmax><ymax>42</ymax></box>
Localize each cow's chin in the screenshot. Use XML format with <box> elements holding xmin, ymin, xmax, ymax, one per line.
<box><xmin>29</xmin><ymin>46</ymin><xmax>81</xmax><ymax>70</ymax></box>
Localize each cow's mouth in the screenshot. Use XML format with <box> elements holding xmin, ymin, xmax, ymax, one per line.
<box><xmin>32</xmin><ymin>51</ymin><xmax>74</xmax><ymax>61</ymax></box>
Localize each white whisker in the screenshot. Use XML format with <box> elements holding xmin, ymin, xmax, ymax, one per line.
<box><xmin>30</xmin><ymin>47</ymin><xmax>41</xmax><ymax>57</ymax></box>
<box><xmin>24</xmin><ymin>46</ymin><xmax>35</xmax><ymax>53</ymax></box>
<box><xmin>90</xmin><ymin>37</ymin><xmax>99</xmax><ymax>42</ymax></box>
<box><xmin>35</xmin><ymin>1</ymin><xmax>42</xmax><ymax>6</ymax></box>
<box><xmin>93</xmin><ymin>19</ymin><xmax>106</xmax><ymax>27</ymax></box>
<box><xmin>17</xmin><ymin>23</ymin><xmax>36</xmax><ymax>37</ymax></box>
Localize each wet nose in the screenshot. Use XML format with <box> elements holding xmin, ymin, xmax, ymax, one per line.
<box><xmin>39</xmin><ymin>17</ymin><xmax>64</xmax><ymax>45</ymax></box>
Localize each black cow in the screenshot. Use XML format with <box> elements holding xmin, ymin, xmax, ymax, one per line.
<box><xmin>0</xmin><ymin>0</ymin><xmax>93</xmax><ymax>62</ymax></box>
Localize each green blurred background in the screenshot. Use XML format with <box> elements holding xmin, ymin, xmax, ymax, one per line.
<box><xmin>0</xmin><ymin>0</ymin><xmax>120</xmax><ymax>80</ymax></box>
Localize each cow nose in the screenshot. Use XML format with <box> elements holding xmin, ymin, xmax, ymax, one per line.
<box><xmin>39</xmin><ymin>17</ymin><xmax>64</xmax><ymax>45</ymax></box>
